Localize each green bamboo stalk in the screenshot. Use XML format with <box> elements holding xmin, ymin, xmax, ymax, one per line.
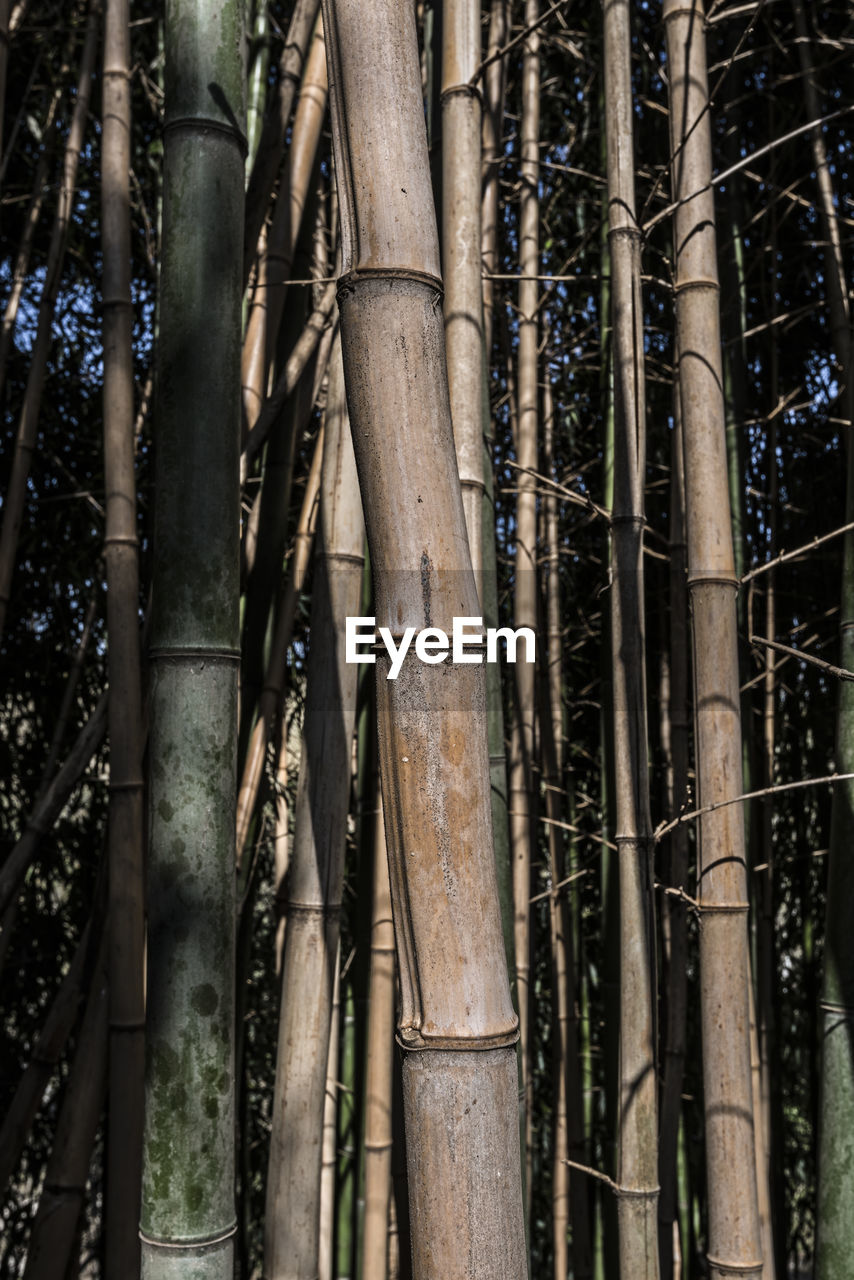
<box><xmin>246</xmin><ymin>1</ymin><xmax>270</xmax><ymax>169</ymax></box>
<box><xmin>141</xmin><ymin>1</ymin><xmax>245</xmax><ymax>1275</ymax></box>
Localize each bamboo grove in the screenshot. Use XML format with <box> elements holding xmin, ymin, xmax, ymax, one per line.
<box><xmin>1</xmin><ymin>1</ymin><xmax>852</xmax><ymax>1277</ymax></box>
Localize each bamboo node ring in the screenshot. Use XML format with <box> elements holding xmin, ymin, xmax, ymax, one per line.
<box><xmin>697</xmin><ymin>901</ymin><xmax>749</xmax><ymax>914</ymax></box>
<box><xmin>820</xmin><ymin>1000</ymin><xmax>854</xmax><ymax>1018</ymax></box>
<box><xmin>139</xmin><ymin>1221</ymin><xmax>238</xmax><ymax>1249</ymax></box>
<box><xmin>705</xmin><ymin>1256</ymin><xmax>763</xmax><ymax>1276</ymax></box>
<box><xmin>162</xmin><ymin>115</ymin><xmax>248</xmax><ymax>158</ymax></box>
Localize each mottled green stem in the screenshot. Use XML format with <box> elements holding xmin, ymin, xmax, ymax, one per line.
<box><xmin>142</xmin><ymin>2</ymin><xmax>245</xmax><ymax>1276</ymax></box>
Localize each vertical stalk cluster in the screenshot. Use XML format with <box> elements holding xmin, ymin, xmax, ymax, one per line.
<box><xmin>141</xmin><ymin>1</ymin><xmax>245</xmax><ymax>1275</ymax></box>
<box><xmin>321</xmin><ymin>0</ymin><xmax>527</xmax><ymax>1272</ymax></box>
<box><xmin>663</xmin><ymin>2</ymin><xmax>762</xmax><ymax>1276</ymax></box>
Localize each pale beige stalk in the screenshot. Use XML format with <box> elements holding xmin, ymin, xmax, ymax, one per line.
<box><xmin>318</xmin><ymin>957</ymin><xmax>341</xmax><ymax>1280</ymax></box>
<box><xmin>322</xmin><ymin>0</ymin><xmax>526</xmax><ymax>1271</ymax></box>
<box><xmin>663</xmin><ymin>3</ymin><xmax>761</xmax><ymax>1276</ymax></box>
<box><xmin>361</xmin><ymin>786</ymin><xmax>396</xmax><ymax>1280</ymax></box>
<box><xmin>604</xmin><ymin>0</ymin><xmax>659</xmax><ymax>1273</ymax></box>
<box><xmin>511</xmin><ymin>0</ymin><xmax>540</xmax><ymax>1211</ymax></box>
<box><xmin>441</xmin><ymin>0</ymin><xmax>484</xmax><ymax>574</ymax></box>
<box><xmin>0</xmin><ymin>2</ymin><xmax>98</xmax><ymax>641</ymax></box>
<box><xmin>264</xmin><ymin>335</ymin><xmax>365</xmax><ymax>1279</ymax></box>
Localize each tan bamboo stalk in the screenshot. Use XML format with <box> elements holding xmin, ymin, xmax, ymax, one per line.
<box><xmin>235</xmin><ymin>333</ymin><xmax>335</xmax><ymax>866</ymax></box>
<box><xmin>101</xmin><ymin>0</ymin><xmax>144</xmax><ymax>1268</ymax></box>
<box><xmin>511</xmin><ymin>0</ymin><xmax>540</xmax><ymax>1211</ymax></box>
<box><xmin>0</xmin><ymin>920</ymin><xmax>91</xmax><ymax>1192</ymax></box>
<box><xmin>361</xmin><ymin>785</ymin><xmax>396</xmax><ymax>1280</ymax></box>
<box><xmin>264</xmin><ymin>334</ymin><xmax>365</xmax><ymax>1278</ymax></box>
<box><xmin>658</xmin><ymin>396</ymin><xmax>690</xmax><ymax>1279</ymax></box>
<box><xmin>322</xmin><ymin>0</ymin><xmax>527</xmax><ymax>1272</ymax></box>
<box><xmin>318</xmin><ymin>953</ymin><xmax>342</xmax><ymax>1280</ymax></box>
<box><xmin>663</xmin><ymin>3</ymin><xmax>762</xmax><ymax>1276</ymax></box>
<box><xmin>0</xmin><ymin>690</ymin><xmax>107</xmax><ymax>918</ymax></box>
<box><xmin>481</xmin><ymin>0</ymin><xmax>511</xmax><ymax>356</ymax></box>
<box><xmin>0</xmin><ymin>1</ymin><xmax>98</xmax><ymax>642</ymax></box>
<box><xmin>242</xmin><ymin>15</ymin><xmax>328</xmax><ymax>434</ymax></box>
<box><xmin>244</xmin><ymin>0</ymin><xmax>320</xmax><ymax>283</ymax></box>
<box><xmin>272</xmin><ymin>431</ymin><xmax>324</xmax><ymax>972</ymax></box>
<box><xmin>604</xmin><ymin>1</ymin><xmax>659</xmax><ymax>1274</ymax></box>
<box><xmin>23</xmin><ymin>935</ymin><xmax>109</xmax><ymax>1280</ymax></box>
<box><xmin>441</xmin><ymin>0</ymin><xmax>484</xmax><ymax>575</ymax></box>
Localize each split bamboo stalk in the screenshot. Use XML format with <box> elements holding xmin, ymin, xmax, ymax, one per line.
<box><xmin>663</xmin><ymin>3</ymin><xmax>762</xmax><ymax>1276</ymax></box>
<box><xmin>244</xmin><ymin>0</ymin><xmax>320</xmax><ymax>284</ymax></box>
<box><xmin>22</xmin><ymin>934</ymin><xmax>109</xmax><ymax>1280</ymax></box>
<box><xmin>361</xmin><ymin>785</ymin><xmax>396</xmax><ymax>1280</ymax></box>
<box><xmin>658</xmin><ymin>398</ymin><xmax>690</xmax><ymax>1280</ymax></box>
<box><xmin>604</xmin><ymin>0</ymin><xmax>659</xmax><ymax>1273</ymax></box>
<box><xmin>0</xmin><ymin>1</ymin><xmax>98</xmax><ymax>642</ymax></box>
<box><xmin>141</xmin><ymin>0</ymin><xmax>244</xmax><ymax>1274</ymax></box>
<box><xmin>264</xmin><ymin>333</ymin><xmax>365</xmax><ymax>1279</ymax></box>
<box><xmin>101</xmin><ymin>0</ymin><xmax>144</xmax><ymax>1268</ymax></box>
<box><xmin>441</xmin><ymin>0</ymin><xmax>484</xmax><ymax>575</ymax></box>
<box><xmin>792</xmin><ymin>4</ymin><xmax>854</xmax><ymax>1274</ymax></box>
<box><xmin>321</xmin><ymin>0</ymin><xmax>527</xmax><ymax>1272</ymax></box>
<box><xmin>512</xmin><ymin>0</ymin><xmax>540</xmax><ymax>1215</ymax></box>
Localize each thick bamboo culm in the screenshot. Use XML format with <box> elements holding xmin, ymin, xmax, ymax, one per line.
<box><xmin>663</xmin><ymin>2</ymin><xmax>762</xmax><ymax>1277</ymax></box>
<box><xmin>101</xmin><ymin>0</ymin><xmax>145</xmax><ymax>1270</ymax></box>
<box><xmin>321</xmin><ymin>0</ymin><xmax>527</xmax><ymax>1273</ymax></box>
<box><xmin>603</xmin><ymin>0</ymin><xmax>660</xmax><ymax>1275</ymax></box>
<box><xmin>141</xmin><ymin>0</ymin><xmax>245</xmax><ymax>1274</ymax></box>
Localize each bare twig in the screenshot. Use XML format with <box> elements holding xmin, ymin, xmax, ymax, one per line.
<box><xmin>654</xmin><ymin>772</ymin><xmax>854</xmax><ymax>842</ymax></box>
<box><xmin>749</xmin><ymin>635</ymin><xmax>854</xmax><ymax>682</ymax></box>
<box><xmin>740</xmin><ymin>520</ymin><xmax>854</xmax><ymax>583</ymax></box>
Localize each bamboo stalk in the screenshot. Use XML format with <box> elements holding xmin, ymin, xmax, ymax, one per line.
<box><xmin>481</xmin><ymin>0</ymin><xmax>511</xmax><ymax>358</ymax></box>
<box><xmin>361</xmin><ymin>784</ymin><xmax>396</xmax><ymax>1280</ymax></box>
<box><xmin>512</xmin><ymin>0</ymin><xmax>540</xmax><ymax>1219</ymax></box>
<box><xmin>141</xmin><ymin>1</ymin><xmax>245</xmax><ymax>1273</ymax></box>
<box><xmin>321</xmin><ymin>0</ymin><xmax>527</xmax><ymax>1272</ymax></box>
<box><xmin>441</xmin><ymin>0</ymin><xmax>484</xmax><ymax>575</ymax></box>
<box><xmin>663</xmin><ymin>4</ymin><xmax>762</xmax><ymax>1276</ymax></box>
<box><xmin>101</xmin><ymin>0</ymin><xmax>145</xmax><ymax>1268</ymax></box>
<box><xmin>603</xmin><ymin>1</ymin><xmax>659</xmax><ymax>1274</ymax></box>
<box><xmin>244</xmin><ymin>0</ymin><xmax>320</xmax><ymax>284</ymax></box>
<box><xmin>264</xmin><ymin>333</ymin><xmax>365</xmax><ymax>1279</ymax></box>
<box><xmin>0</xmin><ymin>0</ymin><xmax>98</xmax><ymax>642</ymax></box>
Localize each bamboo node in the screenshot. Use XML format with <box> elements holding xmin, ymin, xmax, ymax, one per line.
<box><xmin>820</xmin><ymin>1000</ymin><xmax>854</xmax><ymax>1018</ymax></box>
<box><xmin>705</xmin><ymin>1255</ymin><xmax>763</xmax><ymax>1277</ymax></box>
<box><xmin>162</xmin><ymin>115</ymin><xmax>248</xmax><ymax>158</ymax></box>
<box><xmin>337</xmin><ymin>267</ymin><xmax>443</xmax><ymax>299</ymax></box>
<box><xmin>139</xmin><ymin>1221</ymin><xmax>238</xmax><ymax>1249</ymax></box>
<box><xmin>697</xmin><ymin>901</ymin><xmax>749</xmax><ymax>914</ymax></box>
<box><xmin>148</xmin><ymin>645</ymin><xmax>241</xmax><ymax>663</ymax></box>
<box><xmin>673</xmin><ymin>277</ymin><xmax>721</xmax><ymax>295</ymax></box>
<box><xmin>439</xmin><ymin>82</ymin><xmax>484</xmax><ymax>108</ymax></box>
<box><xmin>686</xmin><ymin>571</ymin><xmax>738</xmax><ymax>589</ymax></box>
